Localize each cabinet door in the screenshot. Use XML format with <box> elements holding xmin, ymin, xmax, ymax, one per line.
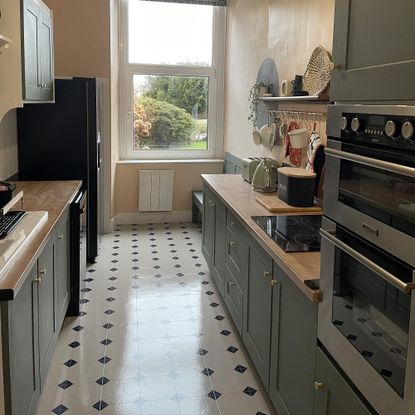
<box><xmin>331</xmin><ymin>0</ymin><xmax>415</xmax><ymax>101</ymax></box>
<box><xmin>39</xmin><ymin>7</ymin><xmax>54</xmax><ymax>100</ymax></box>
<box><xmin>37</xmin><ymin>239</ymin><xmax>57</xmax><ymax>388</ymax></box>
<box><xmin>202</xmin><ymin>187</ymin><xmax>215</xmax><ymax>267</ymax></box>
<box><xmin>22</xmin><ymin>0</ymin><xmax>41</xmax><ymax>100</ymax></box>
<box><xmin>212</xmin><ymin>197</ymin><xmax>226</xmax><ymax>296</ymax></box>
<box><xmin>243</xmin><ymin>237</ymin><xmax>273</xmax><ymax>388</ymax></box>
<box><xmin>314</xmin><ymin>348</ymin><xmax>374</xmax><ymax>415</ymax></box>
<box><xmin>55</xmin><ymin>214</ymin><xmax>70</xmax><ymax>330</ymax></box>
<box><xmin>3</xmin><ymin>265</ymin><xmax>40</xmax><ymax>415</ymax></box>
<box><xmin>269</xmin><ymin>263</ymin><xmax>318</xmax><ymax>415</ymax></box>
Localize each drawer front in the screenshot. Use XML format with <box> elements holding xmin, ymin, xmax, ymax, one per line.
<box><xmin>227</xmin><ymin>210</ymin><xmax>245</xmax><ymax>240</ymax></box>
<box><xmin>225</xmin><ymin>229</ymin><xmax>243</xmax><ymax>283</ymax></box>
<box><xmin>224</xmin><ymin>269</ymin><xmax>243</xmax><ymax>333</ymax></box>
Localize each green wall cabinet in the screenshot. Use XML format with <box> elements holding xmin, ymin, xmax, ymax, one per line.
<box><xmin>331</xmin><ymin>0</ymin><xmax>415</xmax><ymax>102</ymax></box>
<box><xmin>22</xmin><ymin>0</ymin><xmax>54</xmax><ymax>101</ymax></box>
<box><xmin>1</xmin><ymin>212</ymin><xmax>71</xmax><ymax>415</ymax></box>
<box><xmin>269</xmin><ymin>262</ymin><xmax>318</xmax><ymax>415</ymax></box>
<box><xmin>314</xmin><ymin>348</ymin><xmax>374</xmax><ymax>415</ymax></box>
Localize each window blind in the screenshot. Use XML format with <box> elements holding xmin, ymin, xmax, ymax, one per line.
<box><xmin>139</xmin><ymin>0</ymin><xmax>226</xmax><ymax>6</ymax></box>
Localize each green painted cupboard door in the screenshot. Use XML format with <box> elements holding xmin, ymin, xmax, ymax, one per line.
<box><xmin>314</xmin><ymin>348</ymin><xmax>374</xmax><ymax>415</ymax></box>
<box><xmin>212</xmin><ymin>196</ymin><xmax>226</xmax><ymax>296</ymax></box>
<box><xmin>202</xmin><ymin>187</ymin><xmax>215</xmax><ymax>268</ymax></box>
<box><xmin>5</xmin><ymin>265</ymin><xmax>40</xmax><ymax>415</ymax></box>
<box><xmin>55</xmin><ymin>214</ymin><xmax>70</xmax><ymax>330</ymax></box>
<box><xmin>331</xmin><ymin>0</ymin><xmax>415</xmax><ymax>101</ymax></box>
<box><xmin>37</xmin><ymin>239</ymin><xmax>57</xmax><ymax>388</ymax></box>
<box><xmin>269</xmin><ymin>263</ymin><xmax>318</xmax><ymax>415</ymax></box>
<box><xmin>39</xmin><ymin>7</ymin><xmax>54</xmax><ymax>101</ymax></box>
<box><xmin>22</xmin><ymin>0</ymin><xmax>41</xmax><ymax>100</ymax></box>
<box><xmin>243</xmin><ymin>236</ymin><xmax>273</xmax><ymax>388</ymax></box>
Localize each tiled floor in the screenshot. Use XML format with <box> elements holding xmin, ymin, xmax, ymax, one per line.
<box><xmin>36</xmin><ymin>223</ymin><xmax>276</xmax><ymax>415</ymax></box>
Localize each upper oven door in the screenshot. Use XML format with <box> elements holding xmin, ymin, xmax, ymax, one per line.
<box><xmin>325</xmin><ymin>139</ymin><xmax>415</xmax><ymax>267</ymax></box>
<box><xmin>318</xmin><ymin>218</ymin><xmax>415</xmax><ymax>415</ymax></box>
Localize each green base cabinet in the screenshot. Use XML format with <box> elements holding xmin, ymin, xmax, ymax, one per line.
<box><xmin>2</xmin><ymin>266</ymin><xmax>40</xmax><ymax>415</ymax></box>
<box><xmin>269</xmin><ymin>262</ymin><xmax>318</xmax><ymax>415</ymax></box>
<box><xmin>243</xmin><ymin>235</ymin><xmax>273</xmax><ymax>389</ymax></box>
<box><xmin>1</xmin><ymin>212</ymin><xmax>71</xmax><ymax>415</ymax></box>
<box><xmin>202</xmin><ymin>186</ymin><xmax>226</xmax><ymax>296</ymax></box>
<box><xmin>314</xmin><ymin>348</ymin><xmax>374</xmax><ymax>415</ymax></box>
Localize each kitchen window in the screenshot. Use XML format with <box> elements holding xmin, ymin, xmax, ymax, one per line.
<box><xmin>119</xmin><ymin>0</ymin><xmax>226</xmax><ymax>159</ymax></box>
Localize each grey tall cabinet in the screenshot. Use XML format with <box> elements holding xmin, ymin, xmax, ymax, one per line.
<box><xmin>331</xmin><ymin>0</ymin><xmax>415</xmax><ymax>102</ymax></box>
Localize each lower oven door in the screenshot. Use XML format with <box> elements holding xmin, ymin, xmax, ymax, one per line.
<box><xmin>324</xmin><ymin>139</ymin><xmax>415</xmax><ymax>267</ymax></box>
<box><xmin>318</xmin><ymin>217</ymin><xmax>415</xmax><ymax>415</ymax></box>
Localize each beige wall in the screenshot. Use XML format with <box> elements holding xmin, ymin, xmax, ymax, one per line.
<box><xmin>115</xmin><ymin>161</ymin><xmax>223</xmax><ymax>216</ymax></box>
<box><xmin>224</xmin><ymin>0</ymin><xmax>335</xmax><ymax>159</ymax></box>
<box><xmin>43</xmin><ymin>0</ymin><xmax>110</xmax><ymax>78</ymax></box>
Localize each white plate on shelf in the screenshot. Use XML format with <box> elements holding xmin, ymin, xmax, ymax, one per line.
<box><xmin>253</xmin><ymin>129</ymin><xmax>262</xmax><ymax>146</ymax></box>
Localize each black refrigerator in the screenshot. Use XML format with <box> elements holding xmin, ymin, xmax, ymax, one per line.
<box><xmin>17</xmin><ymin>77</ymin><xmax>100</xmax><ymax>263</ymax></box>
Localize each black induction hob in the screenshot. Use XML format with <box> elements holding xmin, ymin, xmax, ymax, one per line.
<box><xmin>252</xmin><ymin>215</ymin><xmax>322</xmax><ymax>252</ymax></box>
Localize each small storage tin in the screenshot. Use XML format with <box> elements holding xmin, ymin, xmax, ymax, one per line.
<box><xmin>277</xmin><ymin>167</ymin><xmax>316</xmax><ymax>207</ymax></box>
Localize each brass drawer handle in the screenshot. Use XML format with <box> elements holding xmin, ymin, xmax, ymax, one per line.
<box><xmin>314</xmin><ymin>381</ymin><xmax>324</xmax><ymax>391</ymax></box>
<box><xmin>33</xmin><ymin>276</ymin><xmax>42</xmax><ymax>284</ymax></box>
<box><xmin>209</xmin><ymin>200</ymin><xmax>215</xmax><ymax>207</ymax></box>
<box><xmin>264</xmin><ymin>271</ymin><xmax>271</xmax><ymax>278</ymax></box>
<box><xmin>58</xmin><ymin>234</ymin><xmax>64</xmax><ymax>240</ymax></box>
<box><xmin>271</xmin><ymin>279</ymin><xmax>280</xmax><ymax>286</ymax></box>
<box><xmin>229</xmin><ymin>281</ymin><xmax>236</xmax><ymax>287</ymax></box>
<box><xmin>329</xmin><ymin>62</ymin><xmax>341</xmax><ymax>70</ymax></box>
<box><xmin>230</xmin><ymin>241</ymin><xmax>236</xmax><ymax>247</ymax></box>
<box><xmin>39</xmin><ymin>268</ymin><xmax>47</xmax><ymax>276</ymax></box>
<box><xmin>231</xmin><ymin>221</ymin><xmax>236</xmax><ymax>226</ymax></box>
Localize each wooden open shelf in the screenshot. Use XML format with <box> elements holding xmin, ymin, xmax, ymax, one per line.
<box><xmin>258</xmin><ymin>95</ymin><xmax>330</xmax><ymax>104</ymax></box>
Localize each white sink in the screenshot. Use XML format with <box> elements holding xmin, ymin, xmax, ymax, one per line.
<box><xmin>0</xmin><ymin>211</ymin><xmax>48</xmax><ymax>278</ymax></box>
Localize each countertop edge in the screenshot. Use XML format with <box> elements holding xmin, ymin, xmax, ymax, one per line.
<box><xmin>201</xmin><ymin>174</ymin><xmax>320</xmax><ymax>304</ymax></box>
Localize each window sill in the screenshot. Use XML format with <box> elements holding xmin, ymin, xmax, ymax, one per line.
<box><xmin>117</xmin><ymin>158</ymin><xmax>224</xmax><ymax>165</ymax></box>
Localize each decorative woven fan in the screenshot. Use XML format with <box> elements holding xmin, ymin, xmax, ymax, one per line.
<box><xmin>303</xmin><ymin>46</ymin><xmax>332</xmax><ymax>99</ymax></box>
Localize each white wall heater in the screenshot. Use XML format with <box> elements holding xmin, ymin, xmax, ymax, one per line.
<box><xmin>138</xmin><ymin>170</ymin><xmax>174</xmax><ymax>212</ymax></box>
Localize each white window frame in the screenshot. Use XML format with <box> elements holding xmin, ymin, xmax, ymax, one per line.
<box><xmin>119</xmin><ymin>0</ymin><xmax>226</xmax><ymax>160</ymax></box>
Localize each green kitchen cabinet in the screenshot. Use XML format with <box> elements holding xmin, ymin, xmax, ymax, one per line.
<box><xmin>243</xmin><ymin>235</ymin><xmax>273</xmax><ymax>389</ymax></box>
<box><xmin>22</xmin><ymin>0</ymin><xmax>54</xmax><ymax>101</ymax></box>
<box><xmin>55</xmin><ymin>213</ymin><xmax>70</xmax><ymax>331</ymax></box>
<box><xmin>269</xmin><ymin>262</ymin><xmax>318</xmax><ymax>415</ymax></box>
<box><xmin>37</xmin><ymin>239</ymin><xmax>57</xmax><ymax>388</ymax></box>
<box><xmin>1</xmin><ymin>266</ymin><xmax>40</xmax><ymax>415</ymax></box>
<box><xmin>202</xmin><ymin>186</ymin><xmax>226</xmax><ymax>296</ymax></box>
<box><xmin>331</xmin><ymin>0</ymin><xmax>415</xmax><ymax>101</ymax></box>
<box><xmin>314</xmin><ymin>347</ymin><xmax>374</xmax><ymax>415</ymax></box>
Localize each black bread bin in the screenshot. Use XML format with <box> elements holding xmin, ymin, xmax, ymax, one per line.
<box><xmin>278</xmin><ymin>167</ymin><xmax>316</xmax><ymax>207</ymax></box>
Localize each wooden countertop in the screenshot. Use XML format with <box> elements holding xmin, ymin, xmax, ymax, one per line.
<box><xmin>201</xmin><ymin>174</ymin><xmax>321</xmax><ymax>303</ymax></box>
<box><xmin>0</xmin><ymin>181</ymin><xmax>82</xmax><ymax>300</ymax></box>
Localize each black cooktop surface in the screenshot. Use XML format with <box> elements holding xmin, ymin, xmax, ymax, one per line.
<box><xmin>252</xmin><ymin>215</ymin><xmax>322</xmax><ymax>252</ymax></box>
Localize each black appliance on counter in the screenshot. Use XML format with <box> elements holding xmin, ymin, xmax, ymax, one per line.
<box><xmin>17</xmin><ymin>77</ymin><xmax>100</xmax><ymax>263</ymax></box>
<box><xmin>319</xmin><ymin>104</ymin><xmax>415</xmax><ymax>415</ymax></box>
<box><xmin>252</xmin><ymin>215</ymin><xmax>322</xmax><ymax>253</ymax></box>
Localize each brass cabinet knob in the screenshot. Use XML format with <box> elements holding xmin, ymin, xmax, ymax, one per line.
<box><xmin>209</xmin><ymin>200</ymin><xmax>215</xmax><ymax>207</ymax></box>
<box><xmin>33</xmin><ymin>276</ymin><xmax>42</xmax><ymax>284</ymax></box>
<box><xmin>264</xmin><ymin>271</ymin><xmax>271</xmax><ymax>277</ymax></box>
<box><xmin>58</xmin><ymin>234</ymin><xmax>64</xmax><ymax>240</ymax></box>
<box><xmin>314</xmin><ymin>381</ymin><xmax>324</xmax><ymax>391</ymax></box>
<box><xmin>271</xmin><ymin>279</ymin><xmax>280</xmax><ymax>286</ymax></box>
<box><xmin>39</xmin><ymin>268</ymin><xmax>47</xmax><ymax>276</ymax></box>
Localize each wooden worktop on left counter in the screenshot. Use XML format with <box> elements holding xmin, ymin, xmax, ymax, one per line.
<box><xmin>0</xmin><ymin>181</ymin><xmax>82</xmax><ymax>300</ymax></box>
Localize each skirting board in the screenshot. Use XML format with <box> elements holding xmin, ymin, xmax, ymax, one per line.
<box><xmin>114</xmin><ymin>210</ymin><xmax>192</xmax><ymax>225</ymax></box>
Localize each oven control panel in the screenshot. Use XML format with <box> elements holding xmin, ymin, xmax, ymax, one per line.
<box><xmin>340</xmin><ymin>112</ymin><xmax>415</xmax><ymax>149</ymax></box>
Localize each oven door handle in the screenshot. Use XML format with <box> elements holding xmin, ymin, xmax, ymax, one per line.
<box><xmin>325</xmin><ymin>147</ymin><xmax>415</xmax><ymax>178</ymax></box>
<box><xmin>320</xmin><ymin>228</ymin><xmax>415</xmax><ymax>294</ymax></box>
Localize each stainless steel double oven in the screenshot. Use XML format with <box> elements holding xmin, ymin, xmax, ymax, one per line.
<box><xmin>319</xmin><ymin>104</ymin><xmax>415</xmax><ymax>414</ymax></box>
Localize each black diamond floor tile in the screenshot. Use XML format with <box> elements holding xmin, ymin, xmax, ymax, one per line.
<box><xmin>207</xmin><ymin>390</ymin><xmax>222</xmax><ymax>400</ymax></box>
